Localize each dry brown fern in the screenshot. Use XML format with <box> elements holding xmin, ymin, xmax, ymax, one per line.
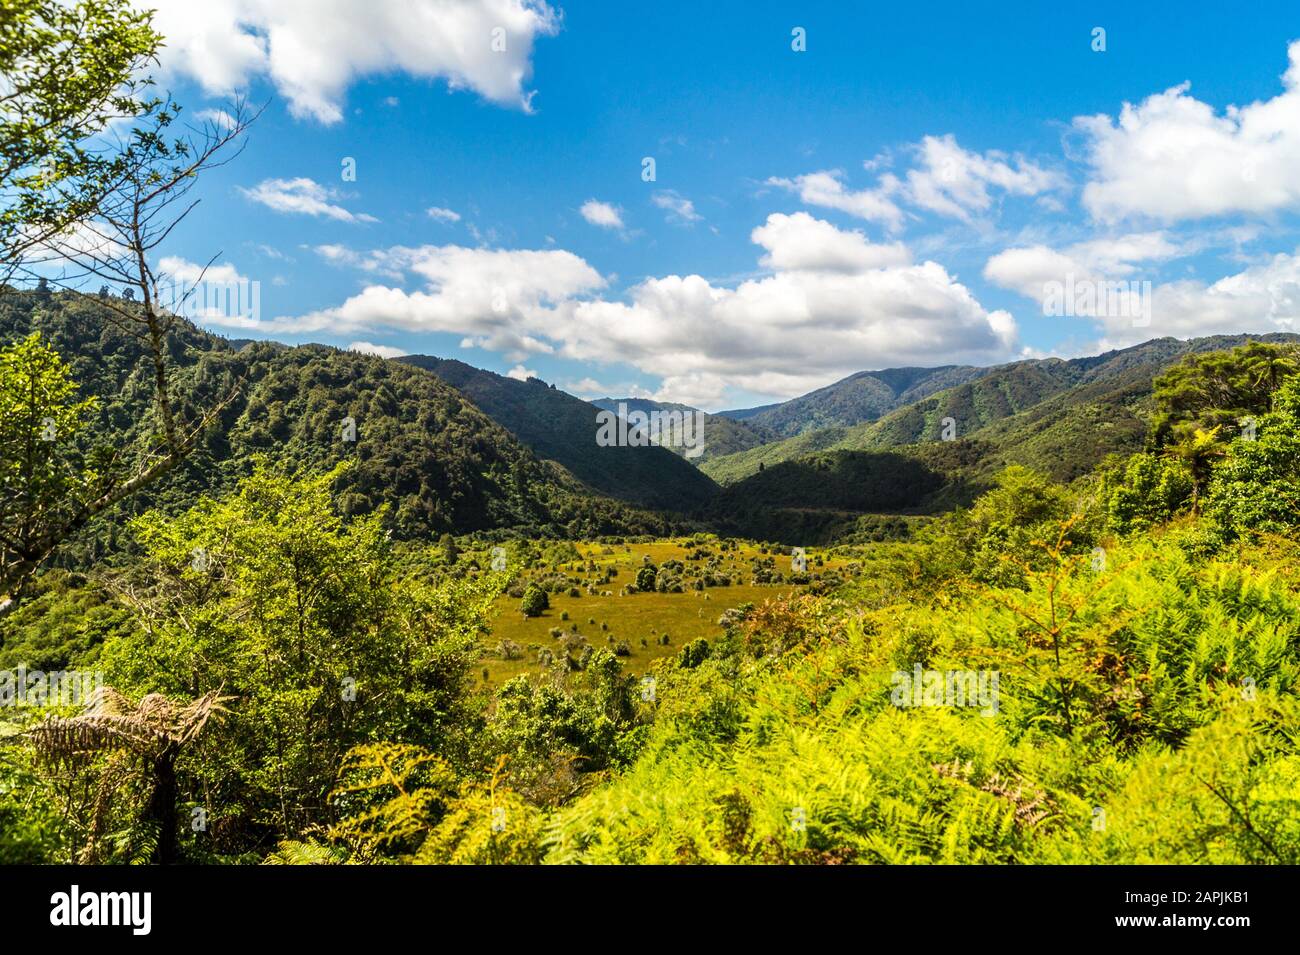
<box><xmin>27</xmin><ymin>686</ymin><xmax>230</xmax><ymax>762</ymax></box>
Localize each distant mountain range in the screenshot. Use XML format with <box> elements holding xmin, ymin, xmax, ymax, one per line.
<box><xmin>717</xmin><ymin>365</ymin><xmax>989</xmax><ymax>437</ymax></box>
<box><xmin>9</xmin><ymin>284</ymin><xmax>1296</xmax><ymax>547</ymax></box>
<box><xmin>699</xmin><ymin>334</ymin><xmax>1300</xmax><ymax>485</ymax></box>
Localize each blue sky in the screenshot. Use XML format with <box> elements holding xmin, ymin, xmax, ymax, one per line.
<box><xmin>107</xmin><ymin>0</ymin><xmax>1300</xmax><ymax>410</ymax></box>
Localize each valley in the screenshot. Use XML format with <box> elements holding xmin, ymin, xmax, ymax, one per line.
<box><xmin>4</xmin><ymin>289</ymin><xmax>1300</xmax><ymax>869</ymax></box>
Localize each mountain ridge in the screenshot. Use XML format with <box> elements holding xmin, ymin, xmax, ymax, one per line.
<box><xmin>701</xmin><ymin>333</ymin><xmax>1300</xmax><ymax>485</ymax></box>
<box><xmin>396</xmin><ymin>355</ymin><xmax>719</xmax><ymax>509</ymax></box>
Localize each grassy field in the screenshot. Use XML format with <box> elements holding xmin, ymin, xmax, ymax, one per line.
<box><xmin>475</xmin><ymin>538</ymin><xmax>847</xmax><ymax>684</ymax></box>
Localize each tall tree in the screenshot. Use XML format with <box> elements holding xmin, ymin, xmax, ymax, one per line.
<box><xmin>0</xmin><ymin>0</ymin><xmax>161</xmax><ymax>278</ymax></box>
<box><xmin>1</xmin><ymin>1</ymin><xmax>258</xmax><ymax>603</ymax></box>
<box><xmin>1150</xmin><ymin>342</ymin><xmax>1299</xmax><ymax>448</ymax></box>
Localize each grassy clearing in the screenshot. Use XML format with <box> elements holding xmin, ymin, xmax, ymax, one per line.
<box><xmin>475</xmin><ymin>538</ymin><xmax>847</xmax><ymax>683</ymax></box>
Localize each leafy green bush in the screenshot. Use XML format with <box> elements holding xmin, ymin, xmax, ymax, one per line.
<box><xmin>519</xmin><ymin>585</ymin><xmax>549</xmax><ymax>617</ymax></box>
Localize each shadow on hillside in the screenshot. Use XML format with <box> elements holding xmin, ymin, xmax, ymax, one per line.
<box><xmin>705</xmin><ymin>449</ymin><xmax>985</xmax><ymax>544</ymax></box>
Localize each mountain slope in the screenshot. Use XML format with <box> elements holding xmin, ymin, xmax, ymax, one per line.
<box><xmin>589</xmin><ymin>396</ymin><xmax>773</xmax><ymax>460</ymax></box>
<box><xmin>702</xmin><ymin>334</ymin><xmax>1300</xmax><ymax>484</ymax></box>
<box><xmin>0</xmin><ymin>289</ymin><xmax>681</xmax><ymax>547</ymax></box>
<box><xmin>718</xmin><ymin>364</ymin><xmax>989</xmax><ymax>436</ymax></box>
<box><xmin>396</xmin><ymin>356</ymin><xmax>719</xmax><ymax>509</ymax></box>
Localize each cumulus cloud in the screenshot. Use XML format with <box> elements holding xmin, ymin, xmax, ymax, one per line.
<box><xmin>278</xmin><ymin>245</ymin><xmax>606</xmax><ymax>343</ymax></box>
<box><xmin>579</xmin><ymin>200</ymin><xmax>625</xmax><ymax>230</ymax></box>
<box><xmin>1077</xmin><ymin>40</ymin><xmax>1300</xmax><ymax>223</ymax></box>
<box><xmin>240</xmin><ymin>178</ymin><xmax>376</xmax><ymax>222</ymax></box>
<box><xmin>140</xmin><ymin>0</ymin><xmax>560</xmax><ymax>123</ymax></box>
<box><xmin>901</xmin><ymin>134</ymin><xmax>1064</xmax><ymax>221</ymax></box>
<box><xmin>23</xmin><ymin>221</ymin><xmax>128</xmax><ymax>269</ymax></box>
<box><xmin>261</xmin><ymin>213</ymin><xmax>1017</xmax><ymax>405</ymax></box>
<box><xmin>505</xmin><ymin>364</ymin><xmax>538</xmax><ymax>380</ymax></box>
<box><xmin>984</xmin><ymin>232</ymin><xmax>1183</xmax><ymax>299</ymax></box>
<box><xmin>192</xmin><ymin>108</ymin><xmax>238</xmax><ymax>129</ymax></box>
<box><xmin>158</xmin><ymin>256</ymin><xmax>250</xmax><ymax>286</ymax></box>
<box><xmin>986</xmin><ymin>235</ymin><xmax>1300</xmax><ymax>347</ymax></box>
<box><xmin>426</xmin><ymin>206</ymin><xmax>461</xmax><ymax>223</ymax></box>
<box><xmin>562</xmin><ymin>377</ymin><xmax>610</xmax><ymax>396</ymax></box>
<box><xmin>155</xmin><ymin>257</ymin><xmax>262</xmax><ymax>328</ymax></box>
<box><xmin>768</xmin><ymin>135</ymin><xmax>1061</xmax><ymax>234</ymax></box>
<box><xmin>767</xmin><ymin>170</ymin><xmax>905</xmax><ymax>232</ymax></box>
<box><xmin>558</xmin><ymin>260</ymin><xmax>1016</xmax><ymax>401</ymax></box>
<box><xmin>752</xmin><ymin>212</ymin><xmax>910</xmax><ymax>272</ymax></box>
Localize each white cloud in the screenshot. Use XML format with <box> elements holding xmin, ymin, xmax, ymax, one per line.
<box><xmin>505</xmin><ymin>364</ymin><xmax>537</xmax><ymax>380</ymax></box>
<box><xmin>652</xmin><ymin>190</ymin><xmax>702</xmax><ymax>224</ymax></box>
<box><xmin>902</xmin><ymin>134</ymin><xmax>1064</xmax><ymax>221</ymax></box>
<box><xmin>1141</xmin><ymin>251</ymin><xmax>1300</xmax><ymax>340</ymax></box>
<box><xmin>1077</xmin><ymin>40</ymin><xmax>1300</xmax><ymax>223</ymax></box>
<box><xmin>986</xmin><ymin>235</ymin><xmax>1300</xmax><ymax>347</ymax></box>
<box><xmin>348</xmin><ymin>340</ymin><xmax>408</xmax><ymax>358</ymax></box>
<box><xmin>278</xmin><ymin>244</ymin><xmax>606</xmax><ymax>341</ymax></box>
<box><xmin>752</xmin><ymin>212</ymin><xmax>910</xmax><ymax>272</ymax></box>
<box><xmin>579</xmin><ymin>199</ymin><xmax>625</xmax><ymax>230</ymax></box>
<box><xmin>648</xmin><ymin>373</ymin><xmax>727</xmax><ymax>409</ymax></box>
<box><xmin>22</xmin><ymin>221</ymin><xmax>128</xmax><ymax>269</ymax></box>
<box><xmin>768</xmin><ymin>170</ymin><xmax>905</xmax><ymax>232</ymax></box>
<box><xmin>563</xmin><ymin>377</ymin><xmax>609</xmax><ymax>395</ymax></box>
<box><xmin>554</xmin><ymin>251</ymin><xmax>1016</xmax><ymax>403</ymax></box>
<box><xmin>192</xmin><ymin>108</ymin><xmax>238</xmax><ymax>129</ymax></box>
<box><xmin>158</xmin><ymin>256</ymin><xmax>249</xmax><ymax>285</ymax></box>
<box><xmin>140</xmin><ymin>0</ymin><xmax>560</xmax><ymax>123</ymax></box>
<box><xmin>264</xmin><ymin>214</ymin><xmax>1017</xmax><ymax>405</ymax></box>
<box><xmin>240</xmin><ymin>178</ymin><xmax>376</xmax><ymax>222</ymax></box>
<box><xmin>426</xmin><ymin>206</ymin><xmax>461</xmax><ymax>223</ymax></box>
<box><xmin>154</xmin><ymin>257</ymin><xmax>262</xmax><ymax>328</ymax></box>
<box><xmin>984</xmin><ymin>231</ymin><xmax>1183</xmax><ymax>299</ymax></box>
<box><xmin>769</xmin><ymin>135</ymin><xmax>1063</xmax><ymax>233</ymax></box>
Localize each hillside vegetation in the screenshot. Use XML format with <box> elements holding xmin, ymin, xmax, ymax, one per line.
<box><xmin>0</xmin><ymin>290</ymin><xmax>684</xmax><ymax>560</ymax></box>
<box><xmin>401</xmin><ymin>358</ymin><xmax>720</xmax><ymax>508</ymax></box>
<box><xmin>702</xmin><ymin>333</ymin><xmax>1300</xmax><ymax>486</ymax></box>
<box><xmin>3</xmin><ymin>336</ymin><xmax>1299</xmax><ymax>865</ymax></box>
<box><xmin>590</xmin><ymin>397</ymin><xmax>773</xmax><ymax>461</ymax></box>
<box><xmin>719</xmin><ymin>364</ymin><xmax>988</xmax><ymax>436</ymax></box>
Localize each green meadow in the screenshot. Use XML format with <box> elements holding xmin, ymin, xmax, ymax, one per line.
<box><xmin>479</xmin><ymin>539</ymin><xmax>848</xmax><ymax>682</ymax></box>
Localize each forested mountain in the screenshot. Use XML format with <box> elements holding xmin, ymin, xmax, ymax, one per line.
<box><xmin>397</xmin><ymin>356</ymin><xmax>719</xmax><ymax>507</ymax></box>
<box><xmin>589</xmin><ymin>396</ymin><xmax>773</xmax><ymax>460</ymax></box>
<box><xmin>0</xmin><ymin>289</ymin><xmax>684</xmax><ymax>549</ymax></box>
<box><xmin>718</xmin><ymin>364</ymin><xmax>989</xmax><ymax>436</ymax></box>
<box><xmin>14</xmin><ymin>288</ymin><xmax>1293</xmax><ymax>553</ymax></box>
<box><xmin>703</xmin><ymin>334</ymin><xmax>1300</xmax><ymax>484</ymax></box>
<box><xmin>707</xmin><ymin>440</ymin><xmax>992</xmax><ymax>544</ymax></box>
